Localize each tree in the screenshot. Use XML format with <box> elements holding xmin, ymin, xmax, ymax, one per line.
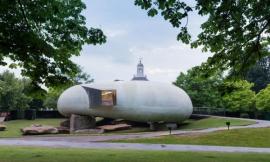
<box><xmin>43</xmin><ymin>66</ymin><xmax>93</xmax><ymax>109</ymax></box>
<box><xmin>43</xmin><ymin>86</ymin><xmax>64</xmax><ymax>109</ymax></box>
<box><xmin>220</xmin><ymin>80</ymin><xmax>255</xmax><ymax>112</ymax></box>
<box><xmin>174</xmin><ymin>66</ymin><xmax>224</xmax><ymax>108</ymax></box>
<box><xmin>0</xmin><ymin>71</ymin><xmax>32</xmax><ymax>111</ymax></box>
<box><xmin>135</xmin><ymin>0</ymin><xmax>270</xmax><ymax>75</ymax></box>
<box><xmin>2</xmin><ymin>0</ymin><xmax>269</xmax><ymax>89</ymax></box>
<box><xmin>0</xmin><ymin>0</ymin><xmax>106</xmax><ymax>88</ymax></box>
<box><xmin>28</xmin><ymin>98</ymin><xmax>44</xmax><ymax>110</ymax></box>
<box><xmin>245</xmin><ymin>56</ymin><xmax>270</xmax><ymax>93</ymax></box>
<box><xmin>256</xmin><ymin>84</ymin><xmax>270</xmax><ymax>111</ymax></box>
<box><xmin>71</xmin><ymin>65</ymin><xmax>94</xmax><ymax>85</ymax></box>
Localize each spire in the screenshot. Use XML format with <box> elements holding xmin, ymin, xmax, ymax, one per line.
<box><xmin>131</xmin><ymin>59</ymin><xmax>148</xmax><ymax>81</ymax></box>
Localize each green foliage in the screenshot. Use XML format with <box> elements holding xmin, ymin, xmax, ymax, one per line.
<box><xmin>245</xmin><ymin>56</ymin><xmax>270</xmax><ymax>93</ymax></box>
<box><xmin>43</xmin><ymin>86</ymin><xmax>65</xmax><ymax>109</ymax></box>
<box><xmin>173</xmin><ymin>66</ymin><xmax>224</xmax><ymax>107</ymax></box>
<box><xmin>28</xmin><ymin>98</ymin><xmax>44</xmax><ymax>110</ymax></box>
<box><xmin>43</xmin><ymin>66</ymin><xmax>94</xmax><ymax>109</ymax></box>
<box><xmin>0</xmin><ymin>71</ymin><xmax>32</xmax><ymax>111</ymax></box>
<box><xmin>256</xmin><ymin>84</ymin><xmax>270</xmax><ymax>111</ymax></box>
<box><xmin>221</xmin><ymin>80</ymin><xmax>256</xmax><ymax>112</ymax></box>
<box><xmin>0</xmin><ymin>0</ymin><xmax>106</xmax><ymax>88</ymax></box>
<box><xmin>135</xmin><ymin>0</ymin><xmax>270</xmax><ymax>75</ymax></box>
<box><xmin>71</xmin><ymin>65</ymin><xmax>94</xmax><ymax>85</ymax></box>
<box><xmin>174</xmin><ymin>66</ymin><xmax>259</xmax><ymax>112</ymax></box>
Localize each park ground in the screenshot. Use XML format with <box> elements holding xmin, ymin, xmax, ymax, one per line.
<box><xmin>1</xmin><ymin>117</ymin><xmax>270</xmax><ymax>162</ymax></box>
<box><xmin>113</xmin><ymin>127</ymin><xmax>270</xmax><ymax>147</ymax></box>
<box><xmin>0</xmin><ymin>146</ymin><xmax>270</xmax><ymax>162</ymax></box>
<box><xmin>0</xmin><ymin>117</ymin><xmax>255</xmax><ymax>138</ymax></box>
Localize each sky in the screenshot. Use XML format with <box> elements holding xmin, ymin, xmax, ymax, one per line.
<box><xmin>1</xmin><ymin>0</ymin><xmax>212</xmax><ymax>83</ymax></box>
<box><xmin>74</xmin><ymin>0</ymin><xmax>212</xmax><ymax>83</ymax></box>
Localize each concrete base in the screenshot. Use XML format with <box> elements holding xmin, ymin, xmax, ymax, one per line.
<box><xmin>70</xmin><ymin>114</ymin><xmax>96</xmax><ymax>133</ymax></box>
<box><xmin>149</xmin><ymin>122</ymin><xmax>158</xmax><ymax>131</ymax></box>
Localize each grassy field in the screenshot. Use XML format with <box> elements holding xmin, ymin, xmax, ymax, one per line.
<box><xmin>110</xmin><ymin>117</ymin><xmax>256</xmax><ymax>133</ymax></box>
<box><xmin>0</xmin><ymin>118</ymin><xmax>64</xmax><ymax>138</ymax></box>
<box><xmin>114</xmin><ymin>127</ymin><xmax>270</xmax><ymax>147</ymax></box>
<box><xmin>178</xmin><ymin>117</ymin><xmax>255</xmax><ymax>130</ymax></box>
<box><xmin>0</xmin><ymin>117</ymin><xmax>256</xmax><ymax>137</ymax></box>
<box><xmin>0</xmin><ymin>146</ymin><xmax>269</xmax><ymax>162</ymax></box>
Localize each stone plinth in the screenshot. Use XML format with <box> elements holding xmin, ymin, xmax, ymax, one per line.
<box><xmin>70</xmin><ymin>114</ymin><xmax>96</xmax><ymax>133</ymax></box>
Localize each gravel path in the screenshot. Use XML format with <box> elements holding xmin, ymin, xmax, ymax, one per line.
<box><xmin>0</xmin><ymin>139</ymin><xmax>270</xmax><ymax>153</ymax></box>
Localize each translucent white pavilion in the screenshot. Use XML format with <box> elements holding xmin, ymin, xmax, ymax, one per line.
<box><xmin>57</xmin><ymin>61</ymin><xmax>193</xmax><ymax>124</ymax></box>
<box><xmin>58</xmin><ymin>81</ymin><xmax>193</xmax><ymax>123</ymax></box>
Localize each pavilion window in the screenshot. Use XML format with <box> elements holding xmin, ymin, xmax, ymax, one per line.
<box><xmin>101</xmin><ymin>90</ymin><xmax>116</xmax><ymax>106</ymax></box>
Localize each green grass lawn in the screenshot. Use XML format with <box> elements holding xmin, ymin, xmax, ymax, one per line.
<box><xmin>0</xmin><ymin>117</ymin><xmax>256</xmax><ymax>137</ymax></box>
<box><xmin>114</xmin><ymin>127</ymin><xmax>270</xmax><ymax>148</ymax></box>
<box><xmin>0</xmin><ymin>146</ymin><xmax>269</xmax><ymax>162</ymax></box>
<box><xmin>178</xmin><ymin>117</ymin><xmax>256</xmax><ymax>130</ymax></box>
<box><xmin>0</xmin><ymin>118</ymin><xmax>65</xmax><ymax>138</ymax></box>
<box><xmin>109</xmin><ymin>117</ymin><xmax>256</xmax><ymax>134</ymax></box>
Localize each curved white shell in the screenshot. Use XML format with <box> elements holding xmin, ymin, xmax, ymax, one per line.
<box><xmin>57</xmin><ymin>81</ymin><xmax>193</xmax><ymax>123</ymax></box>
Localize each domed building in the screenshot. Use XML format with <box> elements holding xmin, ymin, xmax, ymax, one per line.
<box><xmin>131</xmin><ymin>59</ymin><xmax>148</xmax><ymax>81</ymax></box>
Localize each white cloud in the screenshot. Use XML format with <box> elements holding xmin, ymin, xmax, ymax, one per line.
<box><xmin>104</xmin><ymin>29</ymin><xmax>127</xmax><ymax>38</ymax></box>
<box><xmin>71</xmin><ymin>42</ymin><xmax>212</xmax><ymax>83</ymax></box>
<box><xmin>146</xmin><ymin>68</ymin><xmax>179</xmax><ymax>75</ymax></box>
<box><xmin>72</xmin><ymin>53</ymin><xmax>136</xmax><ymax>82</ymax></box>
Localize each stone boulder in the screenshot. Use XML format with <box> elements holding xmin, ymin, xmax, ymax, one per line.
<box><xmin>56</xmin><ymin>126</ymin><xmax>70</xmax><ymax>134</ymax></box>
<box><xmin>97</xmin><ymin>124</ymin><xmax>131</xmax><ymax>132</ymax></box>
<box><xmin>21</xmin><ymin>124</ymin><xmax>58</xmax><ymax>135</ymax></box>
<box><xmin>74</xmin><ymin>129</ymin><xmax>104</xmax><ymax>134</ymax></box>
<box><xmin>0</xmin><ymin>124</ymin><xmax>6</xmax><ymax>131</ymax></box>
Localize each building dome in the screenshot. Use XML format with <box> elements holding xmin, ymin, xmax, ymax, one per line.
<box><xmin>132</xmin><ymin>59</ymin><xmax>148</xmax><ymax>81</ymax></box>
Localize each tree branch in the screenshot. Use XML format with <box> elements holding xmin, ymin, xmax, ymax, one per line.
<box><xmin>184</xmin><ymin>13</ymin><xmax>189</xmax><ymax>27</ymax></box>
<box><xmin>256</xmin><ymin>19</ymin><xmax>269</xmax><ymax>44</ymax></box>
<box><xmin>17</xmin><ymin>0</ymin><xmax>30</xmax><ymax>28</ymax></box>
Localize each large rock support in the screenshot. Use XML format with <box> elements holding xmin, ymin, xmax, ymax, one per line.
<box><xmin>21</xmin><ymin>125</ymin><xmax>58</xmax><ymax>135</ymax></box>
<box><xmin>0</xmin><ymin>124</ymin><xmax>6</xmax><ymax>131</ymax></box>
<box><xmin>97</xmin><ymin>124</ymin><xmax>131</xmax><ymax>132</ymax></box>
<box><xmin>70</xmin><ymin>114</ymin><xmax>96</xmax><ymax>133</ymax></box>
